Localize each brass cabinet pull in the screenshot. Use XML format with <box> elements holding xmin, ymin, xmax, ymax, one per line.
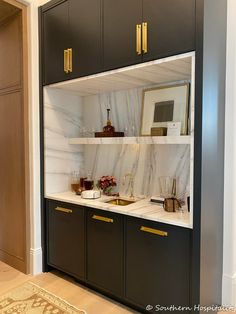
<box><xmin>136</xmin><ymin>24</ymin><xmax>142</xmax><ymax>55</ymax></box>
<box><xmin>142</xmin><ymin>22</ymin><xmax>148</xmax><ymax>54</ymax></box>
<box><xmin>68</xmin><ymin>48</ymin><xmax>73</xmax><ymax>73</ymax></box>
<box><xmin>92</xmin><ymin>214</ymin><xmax>113</xmax><ymax>223</ymax></box>
<box><xmin>140</xmin><ymin>226</ymin><xmax>168</xmax><ymax>237</ymax></box>
<box><xmin>55</xmin><ymin>206</ymin><xmax>72</xmax><ymax>214</ymax></box>
<box><xmin>64</xmin><ymin>49</ymin><xmax>69</xmax><ymax>73</ymax></box>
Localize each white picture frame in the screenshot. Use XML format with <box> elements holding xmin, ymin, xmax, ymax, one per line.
<box><xmin>140</xmin><ymin>83</ymin><xmax>190</xmax><ymax>136</ymax></box>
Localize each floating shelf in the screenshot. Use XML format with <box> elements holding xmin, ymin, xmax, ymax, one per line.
<box><xmin>69</xmin><ymin>136</ymin><xmax>191</xmax><ymax>145</ymax></box>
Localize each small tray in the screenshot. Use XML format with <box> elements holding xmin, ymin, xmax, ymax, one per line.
<box><xmin>95</xmin><ymin>131</ymin><xmax>124</xmax><ymax>137</ymax></box>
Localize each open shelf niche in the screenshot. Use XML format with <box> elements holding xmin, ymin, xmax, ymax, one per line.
<box><xmin>44</xmin><ymin>52</ymin><xmax>195</xmax><ymax>227</ymax></box>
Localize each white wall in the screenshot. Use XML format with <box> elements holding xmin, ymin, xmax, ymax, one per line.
<box><xmin>222</xmin><ymin>0</ymin><xmax>236</xmax><ymax>306</ymax></box>
<box><xmin>15</xmin><ymin>0</ymin><xmax>42</xmax><ymax>275</ymax></box>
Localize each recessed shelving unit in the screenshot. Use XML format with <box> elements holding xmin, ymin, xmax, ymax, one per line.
<box><xmin>69</xmin><ymin>136</ymin><xmax>191</xmax><ymax>145</ymax></box>
<box><xmin>45</xmin><ymin>51</ymin><xmax>195</xmax><ymax>228</ymax></box>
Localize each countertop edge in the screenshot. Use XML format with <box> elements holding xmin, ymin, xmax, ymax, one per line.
<box><xmin>45</xmin><ymin>193</ymin><xmax>193</xmax><ymax>230</ymax></box>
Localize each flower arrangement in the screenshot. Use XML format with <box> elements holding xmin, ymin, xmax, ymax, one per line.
<box><xmin>97</xmin><ymin>175</ymin><xmax>117</xmax><ymax>195</ymax></box>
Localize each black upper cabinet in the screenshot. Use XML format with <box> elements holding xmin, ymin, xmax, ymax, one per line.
<box><xmin>69</xmin><ymin>0</ymin><xmax>102</xmax><ymax>78</ymax></box>
<box><xmin>41</xmin><ymin>0</ymin><xmax>196</xmax><ymax>84</ymax></box>
<box><xmin>142</xmin><ymin>0</ymin><xmax>196</xmax><ymax>61</ymax></box>
<box><xmin>42</xmin><ymin>0</ymin><xmax>102</xmax><ymax>85</ymax></box>
<box><xmin>87</xmin><ymin>208</ymin><xmax>124</xmax><ymax>296</ymax></box>
<box><xmin>43</xmin><ymin>0</ymin><xmax>70</xmax><ymax>85</ymax></box>
<box><xmin>47</xmin><ymin>200</ymin><xmax>85</xmax><ymax>280</ymax></box>
<box><xmin>125</xmin><ymin>217</ymin><xmax>191</xmax><ymax>312</ymax></box>
<box><xmin>103</xmin><ymin>0</ymin><xmax>143</xmax><ymax>71</ymax></box>
<box><xmin>103</xmin><ymin>0</ymin><xmax>195</xmax><ymax>71</ymax></box>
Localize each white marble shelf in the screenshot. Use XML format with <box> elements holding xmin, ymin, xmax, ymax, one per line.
<box><xmin>69</xmin><ymin>136</ymin><xmax>191</xmax><ymax>145</ymax></box>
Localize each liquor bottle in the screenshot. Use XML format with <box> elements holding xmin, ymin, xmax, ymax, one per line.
<box><xmin>103</xmin><ymin>108</ymin><xmax>115</xmax><ymax>133</ymax></box>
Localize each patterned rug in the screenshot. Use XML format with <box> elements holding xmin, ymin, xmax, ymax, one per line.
<box><xmin>0</xmin><ymin>281</ymin><xmax>87</xmax><ymax>314</ymax></box>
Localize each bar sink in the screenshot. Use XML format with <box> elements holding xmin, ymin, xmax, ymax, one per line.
<box><xmin>105</xmin><ymin>198</ymin><xmax>136</xmax><ymax>206</ymax></box>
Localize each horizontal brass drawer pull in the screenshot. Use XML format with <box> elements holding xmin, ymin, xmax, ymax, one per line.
<box><xmin>55</xmin><ymin>206</ymin><xmax>73</xmax><ymax>214</ymax></box>
<box><xmin>92</xmin><ymin>215</ymin><xmax>113</xmax><ymax>223</ymax></box>
<box><xmin>140</xmin><ymin>226</ymin><xmax>168</xmax><ymax>237</ymax></box>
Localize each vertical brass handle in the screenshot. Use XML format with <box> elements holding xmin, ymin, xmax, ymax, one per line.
<box><xmin>142</xmin><ymin>22</ymin><xmax>148</xmax><ymax>54</ymax></box>
<box><xmin>68</xmin><ymin>48</ymin><xmax>73</xmax><ymax>73</ymax></box>
<box><xmin>136</xmin><ymin>24</ymin><xmax>142</xmax><ymax>55</ymax></box>
<box><xmin>64</xmin><ymin>49</ymin><xmax>69</xmax><ymax>73</ymax></box>
<box><xmin>92</xmin><ymin>215</ymin><xmax>113</xmax><ymax>223</ymax></box>
<box><xmin>140</xmin><ymin>226</ymin><xmax>168</xmax><ymax>237</ymax></box>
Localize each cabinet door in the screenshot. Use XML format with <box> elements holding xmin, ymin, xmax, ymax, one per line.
<box><xmin>142</xmin><ymin>0</ymin><xmax>195</xmax><ymax>61</ymax></box>
<box><xmin>103</xmin><ymin>0</ymin><xmax>142</xmax><ymax>71</ymax></box>
<box><xmin>125</xmin><ymin>217</ymin><xmax>191</xmax><ymax>312</ymax></box>
<box><xmin>69</xmin><ymin>0</ymin><xmax>102</xmax><ymax>78</ymax></box>
<box><xmin>87</xmin><ymin>208</ymin><xmax>124</xmax><ymax>296</ymax></box>
<box><xmin>47</xmin><ymin>200</ymin><xmax>85</xmax><ymax>280</ymax></box>
<box><xmin>42</xmin><ymin>1</ymin><xmax>70</xmax><ymax>85</ymax></box>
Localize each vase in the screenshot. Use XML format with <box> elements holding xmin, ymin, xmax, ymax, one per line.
<box><xmin>103</xmin><ymin>186</ymin><xmax>113</xmax><ymax>196</ymax></box>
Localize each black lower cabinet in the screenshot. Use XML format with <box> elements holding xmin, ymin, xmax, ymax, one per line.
<box><xmin>47</xmin><ymin>200</ymin><xmax>85</xmax><ymax>280</ymax></box>
<box><xmin>125</xmin><ymin>217</ymin><xmax>191</xmax><ymax>313</ymax></box>
<box><xmin>46</xmin><ymin>200</ymin><xmax>192</xmax><ymax>313</ymax></box>
<box><xmin>86</xmin><ymin>208</ymin><xmax>124</xmax><ymax>296</ymax></box>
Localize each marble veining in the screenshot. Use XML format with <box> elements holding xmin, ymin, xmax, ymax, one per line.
<box><xmin>44</xmin><ymin>87</ymin><xmax>84</xmax><ymax>194</ymax></box>
<box><xmin>82</xmin><ymin>86</ymin><xmax>191</xmax><ymax>201</ymax></box>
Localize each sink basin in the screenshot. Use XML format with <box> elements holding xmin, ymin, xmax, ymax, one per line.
<box><xmin>105</xmin><ymin>198</ymin><xmax>136</xmax><ymax>206</ymax></box>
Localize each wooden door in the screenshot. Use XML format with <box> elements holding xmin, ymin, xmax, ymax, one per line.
<box><xmin>42</xmin><ymin>0</ymin><xmax>71</xmax><ymax>85</ymax></box>
<box><xmin>0</xmin><ymin>5</ymin><xmax>28</xmax><ymax>273</ymax></box>
<box><xmin>47</xmin><ymin>201</ymin><xmax>85</xmax><ymax>280</ymax></box>
<box><xmin>125</xmin><ymin>217</ymin><xmax>191</xmax><ymax>312</ymax></box>
<box><xmin>87</xmin><ymin>208</ymin><xmax>124</xmax><ymax>296</ymax></box>
<box><xmin>142</xmin><ymin>0</ymin><xmax>195</xmax><ymax>61</ymax></box>
<box><xmin>103</xmin><ymin>0</ymin><xmax>142</xmax><ymax>71</ymax></box>
<box><xmin>69</xmin><ymin>0</ymin><xmax>102</xmax><ymax>78</ymax></box>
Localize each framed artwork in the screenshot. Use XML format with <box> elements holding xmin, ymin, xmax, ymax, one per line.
<box><xmin>140</xmin><ymin>83</ymin><xmax>190</xmax><ymax>135</ymax></box>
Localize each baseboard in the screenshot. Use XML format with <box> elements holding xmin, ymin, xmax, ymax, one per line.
<box><xmin>222</xmin><ymin>273</ymin><xmax>236</xmax><ymax>306</ymax></box>
<box><xmin>0</xmin><ymin>249</ymin><xmax>26</xmax><ymax>273</ymax></box>
<box><xmin>30</xmin><ymin>247</ymin><xmax>42</xmax><ymax>275</ymax></box>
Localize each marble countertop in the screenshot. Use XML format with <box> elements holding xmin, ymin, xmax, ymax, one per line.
<box><xmin>45</xmin><ymin>191</ymin><xmax>192</xmax><ymax>229</ymax></box>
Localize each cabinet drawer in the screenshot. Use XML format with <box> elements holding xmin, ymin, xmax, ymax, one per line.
<box><xmin>87</xmin><ymin>208</ymin><xmax>124</xmax><ymax>296</ymax></box>
<box><xmin>47</xmin><ymin>200</ymin><xmax>85</xmax><ymax>279</ymax></box>
<box><xmin>125</xmin><ymin>217</ymin><xmax>191</xmax><ymax>311</ymax></box>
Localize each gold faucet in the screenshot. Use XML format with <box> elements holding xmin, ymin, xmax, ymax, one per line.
<box><xmin>122</xmin><ymin>173</ymin><xmax>135</xmax><ymax>199</ymax></box>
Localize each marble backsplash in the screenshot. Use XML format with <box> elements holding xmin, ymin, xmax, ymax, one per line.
<box><xmin>83</xmin><ymin>87</ymin><xmax>190</xmax><ymax>199</ymax></box>
<box><xmin>44</xmin><ymin>84</ymin><xmax>190</xmax><ymax>200</ymax></box>
<box><xmin>84</xmin><ymin>144</ymin><xmax>190</xmax><ymax>199</ymax></box>
<box><xmin>44</xmin><ymin>87</ymin><xmax>84</xmax><ymax>194</ymax></box>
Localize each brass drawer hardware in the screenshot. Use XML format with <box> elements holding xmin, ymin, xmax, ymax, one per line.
<box><xmin>142</xmin><ymin>22</ymin><xmax>148</xmax><ymax>53</ymax></box>
<box><xmin>68</xmin><ymin>48</ymin><xmax>73</xmax><ymax>73</ymax></box>
<box><xmin>140</xmin><ymin>226</ymin><xmax>168</xmax><ymax>237</ymax></box>
<box><xmin>55</xmin><ymin>206</ymin><xmax>73</xmax><ymax>214</ymax></box>
<box><xmin>136</xmin><ymin>24</ymin><xmax>142</xmax><ymax>55</ymax></box>
<box><xmin>92</xmin><ymin>214</ymin><xmax>113</xmax><ymax>223</ymax></box>
<box><xmin>64</xmin><ymin>49</ymin><xmax>69</xmax><ymax>73</ymax></box>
